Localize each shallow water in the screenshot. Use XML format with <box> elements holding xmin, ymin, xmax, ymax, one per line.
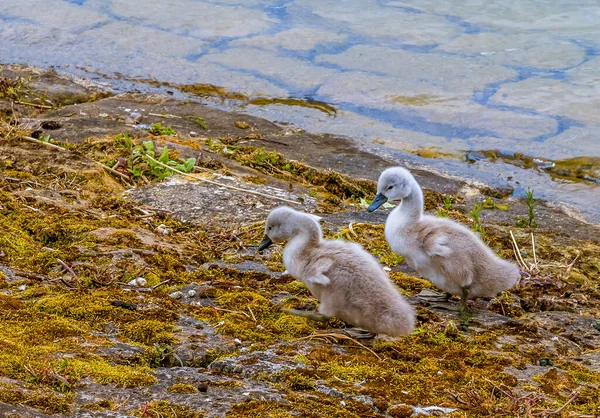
<box><xmin>1</xmin><ymin>0</ymin><xmax>599</xmax><ymax>220</ymax></box>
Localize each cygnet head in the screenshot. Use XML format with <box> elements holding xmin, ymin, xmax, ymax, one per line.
<box><xmin>258</xmin><ymin>206</ymin><xmax>319</xmax><ymax>251</ymax></box>
<box><xmin>368</xmin><ymin>167</ymin><xmax>416</xmax><ymax>212</ymax></box>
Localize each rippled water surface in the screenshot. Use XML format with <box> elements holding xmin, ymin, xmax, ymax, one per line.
<box><xmin>1</xmin><ymin>0</ymin><xmax>599</xmax><ymax>219</ymax></box>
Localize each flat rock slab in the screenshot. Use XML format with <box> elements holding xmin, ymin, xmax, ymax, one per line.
<box><xmin>126</xmin><ymin>176</ymin><xmax>315</xmax><ymax>226</ymax></box>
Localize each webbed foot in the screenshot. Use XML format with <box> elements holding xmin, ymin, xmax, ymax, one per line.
<box><xmin>416</xmin><ymin>289</ymin><xmax>452</xmax><ymax>302</ymax></box>
<box><xmin>282</xmin><ymin>308</ymin><xmax>329</xmax><ymax>322</ymax></box>
<box><xmin>342</xmin><ymin>328</ymin><xmax>376</xmax><ymax>339</ymax></box>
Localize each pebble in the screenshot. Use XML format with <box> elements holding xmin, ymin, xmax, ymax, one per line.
<box><xmin>157</xmin><ymin>224</ymin><xmax>170</xmax><ymax>235</ymax></box>
<box><xmin>187</xmin><ymin>290</ymin><xmax>197</xmax><ymax>298</ymax></box>
<box><xmin>128</xmin><ymin>277</ymin><xmax>147</xmax><ymax>287</ymax></box>
<box><xmin>197</xmin><ymin>382</ymin><xmax>209</xmax><ymax>393</ymax></box>
<box><xmin>169</xmin><ymin>291</ymin><xmax>183</xmax><ymax>299</ymax></box>
<box><xmin>383</xmin><ymin>266</ymin><xmax>392</xmax><ymax>272</ymax></box>
<box><xmin>234</xmin><ymin>338</ymin><xmax>242</xmax><ymax>344</ymax></box>
<box><xmin>18</xmin><ymin>284</ymin><xmax>26</xmax><ymax>291</ymax></box>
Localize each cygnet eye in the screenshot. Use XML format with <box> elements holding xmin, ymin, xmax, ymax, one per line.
<box><xmin>268</xmin><ymin>226</ymin><xmax>272</xmax><ymax>231</ymax></box>
<box><xmin>387</xmin><ymin>185</ymin><xmax>394</xmax><ymax>190</ymax></box>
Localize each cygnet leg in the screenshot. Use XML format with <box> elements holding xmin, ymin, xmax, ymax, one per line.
<box><xmin>282</xmin><ymin>308</ymin><xmax>329</xmax><ymax>322</ymax></box>
<box><xmin>458</xmin><ymin>286</ymin><xmax>470</xmax><ymax>312</ymax></box>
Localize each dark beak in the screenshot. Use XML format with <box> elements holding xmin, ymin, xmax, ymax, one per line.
<box><xmin>258</xmin><ymin>235</ymin><xmax>273</xmax><ymax>251</ymax></box>
<box><xmin>368</xmin><ymin>193</ymin><xmax>388</xmax><ymax>212</ymax></box>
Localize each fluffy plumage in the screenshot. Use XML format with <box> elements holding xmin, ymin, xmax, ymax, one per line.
<box><xmin>261</xmin><ymin>206</ymin><xmax>415</xmax><ymax>336</ymax></box>
<box><xmin>369</xmin><ymin>167</ymin><xmax>519</xmax><ymax>310</ymax></box>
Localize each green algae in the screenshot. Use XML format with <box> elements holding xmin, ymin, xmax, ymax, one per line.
<box><xmin>390</xmin><ymin>94</ymin><xmax>444</xmax><ymax>107</ymax></box>
<box><xmin>249</xmin><ymin>97</ymin><xmax>337</xmax><ymax>116</ymax></box>
<box><xmin>179</xmin><ymin>83</ymin><xmax>247</xmax><ymax>101</ymax></box>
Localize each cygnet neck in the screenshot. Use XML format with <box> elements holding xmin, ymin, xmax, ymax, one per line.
<box><xmin>290</xmin><ymin>216</ymin><xmax>322</xmax><ymax>248</ymax></box>
<box><xmin>395</xmin><ymin>181</ymin><xmax>424</xmax><ymax>220</ymax></box>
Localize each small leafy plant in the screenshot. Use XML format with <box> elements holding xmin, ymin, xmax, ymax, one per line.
<box><xmin>0</xmin><ymin>70</ymin><xmax>29</xmax><ymax>101</ymax></box>
<box><xmin>470</xmin><ymin>201</ymin><xmax>485</xmax><ymax>235</ymax></box>
<box><xmin>149</xmin><ymin>123</ymin><xmax>177</xmax><ymax>136</ymax></box>
<box><xmin>516</xmin><ymin>188</ymin><xmax>539</xmax><ymax>229</ymax></box>
<box><xmin>116</xmin><ymin>135</ymin><xmax>196</xmax><ymax>181</ymax></box>
<box><xmin>436</xmin><ymin>185</ymin><xmax>455</xmax><ymax>217</ymax></box>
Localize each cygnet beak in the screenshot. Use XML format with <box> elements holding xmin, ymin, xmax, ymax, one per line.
<box><xmin>258</xmin><ymin>235</ymin><xmax>273</xmax><ymax>251</ymax></box>
<box><xmin>367</xmin><ymin>193</ymin><xmax>388</xmax><ymax>212</ymax></box>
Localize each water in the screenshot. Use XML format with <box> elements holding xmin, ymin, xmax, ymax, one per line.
<box><xmin>1</xmin><ymin>0</ymin><xmax>599</xmax><ymax>221</ymax></box>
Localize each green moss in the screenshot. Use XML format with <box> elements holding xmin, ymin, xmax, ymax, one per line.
<box><xmin>122</xmin><ymin>320</ymin><xmax>178</xmax><ymax>346</ymax></box>
<box><xmin>389</xmin><ymin>271</ymin><xmax>434</xmax><ymax>295</ymax></box>
<box><xmin>150</xmin><ymin>123</ymin><xmax>177</xmax><ymax>136</ymax></box>
<box><xmin>272</xmin><ymin>315</ymin><xmax>313</xmax><ymax>339</ymax></box>
<box><xmin>0</xmin><ymin>383</ymin><xmax>73</xmax><ymax>414</ymax></box>
<box><xmin>68</xmin><ymin>355</ymin><xmax>157</xmax><ymax>387</ymax></box>
<box><xmin>330</xmin><ymin>224</ymin><xmax>403</xmax><ymax>267</ymax></box>
<box><xmin>80</xmin><ymin>399</ymin><xmax>115</xmax><ymax>410</ymax></box>
<box><xmin>167</xmin><ymin>383</ymin><xmax>199</xmax><ymax>394</ymax></box>
<box><xmin>130</xmin><ymin>400</ymin><xmax>204</xmax><ymax>418</ymax></box>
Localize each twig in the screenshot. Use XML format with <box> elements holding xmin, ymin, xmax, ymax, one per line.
<box><xmin>100</xmin><ymin>163</ymin><xmax>134</xmax><ymax>184</ymax></box>
<box><xmin>482</xmin><ymin>377</ymin><xmax>513</xmax><ymax>400</ymax></box>
<box><xmin>348</xmin><ymin>222</ymin><xmax>357</xmax><ymax>237</ymax></box>
<box><xmin>152</xmin><ymin>280</ymin><xmax>170</xmax><ymax>290</ymax></box>
<box><xmin>14</xmin><ymin>100</ymin><xmax>53</xmax><ymax>109</ymax></box>
<box><xmin>14</xmin><ymin>270</ymin><xmax>49</xmax><ymax>281</ymax></box>
<box><xmin>510</xmin><ymin>230</ymin><xmax>528</xmax><ymax>271</ymax></box>
<box><xmin>20</xmin><ymin>135</ymin><xmax>134</xmax><ymax>186</ymax></box>
<box><xmin>1</xmin><ymin>176</ymin><xmax>43</xmax><ymax>187</ymax></box>
<box><xmin>21</xmin><ymin>136</ymin><xmax>65</xmax><ymax>151</ymax></box>
<box><xmin>148</xmin><ymin>112</ymin><xmax>182</xmax><ymax>119</ymax></box>
<box><xmin>536</xmin><ymin>391</ymin><xmax>579</xmax><ymax>416</ymax></box>
<box><xmin>57</xmin><ymin>259</ymin><xmax>80</xmax><ymax>283</ymax></box>
<box><xmin>144</xmin><ymin>154</ymin><xmax>301</xmax><ymax>205</ymax></box>
<box><xmin>247</xmin><ymin>306</ymin><xmax>257</xmax><ymax>322</ymax></box>
<box><xmin>531</xmin><ymin>232</ymin><xmax>538</xmax><ymax>266</ymax></box>
<box><xmin>211</xmin><ymin>306</ymin><xmax>251</xmax><ymax>319</ymax></box>
<box><xmin>297</xmin><ymin>332</ymin><xmax>382</xmax><ymax>360</ymax></box>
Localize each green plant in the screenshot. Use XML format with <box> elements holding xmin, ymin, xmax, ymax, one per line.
<box><xmin>442</xmin><ymin>194</ymin><xmax>453</xmax><ymax>210</ymax></box>
<box><xmin>516</xmin><ymin>188</ymin><xmax>539</xmax><ymax>229</ymax></box>
<box><xmin>470</xmin><ymin>201</ymin><xmax>485</xmax><ymax>235</ymax></box>
<box><xmin>0</xmin><ymin>70</ymin><xmax>29</xmax><ymax>101</ymax></box>
<box><xmin>149</xmin><ymin>123</ymin><xmax>177</xmax><ymax>136</ymax></box>
<box><xmin>124</xmin><ymin>140</ymin><xmax>196</xmax><ymax>181</ymax></box>
<box><xmin>115</xmin><ymin>133</ymin><xmax>134</xmax><ymax>151</ymax></box>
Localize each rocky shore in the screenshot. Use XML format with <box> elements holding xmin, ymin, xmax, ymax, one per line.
<box><xmin>0</xmin><ymin>64</ymin><xmax>599</xmax><ymax>417</ymax></box>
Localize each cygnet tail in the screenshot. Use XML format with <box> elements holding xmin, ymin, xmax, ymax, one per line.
<box><xmin>486</xmin><ymin>256</ymin><xmax>520</xmax><ymax>295</ymax></box>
